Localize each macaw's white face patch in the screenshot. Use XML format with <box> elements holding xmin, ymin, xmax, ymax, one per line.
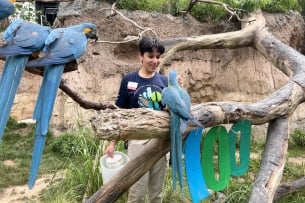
<box><xmin>127</xmin><ymin>81</ymin><xmax>138</xmax><ymax>90</ymax></box>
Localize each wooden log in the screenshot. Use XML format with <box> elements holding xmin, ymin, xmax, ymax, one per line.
<box><xmin>86</xmin><ymin>138</ymin><xmax>170</xmax><ymax>203</ymax></box>
<box><xmin>249</xmin><ymin>117</ymin><xmax>289</xmax><ymax>203</ymax></box>
<box><xmin>274</xmin><ymin>176</ymin><xmax>305</xmax><ymax>200</ymax></box>
<box><xmin>0</xmin><ymin>56</ymin><xmax>78</xmax><ymax>75</ymax></box>
<box><xmin>91</xmin><ymin>81</ymin><xmax>305</xmax><ymax>141</ymax></box>
<box><xmin>25</xmin><ymin>59</ymin><xmax>78</xmax><ymax>75</ymax></box>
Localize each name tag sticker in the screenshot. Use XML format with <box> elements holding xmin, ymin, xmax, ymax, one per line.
<box><xmin>127</xmin><ymin>81</ymin><xmax>138</xmax><ymax>90</ymax></box>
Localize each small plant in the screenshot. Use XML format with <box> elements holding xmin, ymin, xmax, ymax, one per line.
<box><xmin>291</xmin><ymin>128</ymin><xmax>305</xmax><ymax>147</ymax></box>
<box><xmin>5</xmin><ymin>116</ymin><xmax>28</xmax><ymax>131</ymax></box>
<box><xmin>50</xmin><ymin>133</ymin><xmax>82</xmax><ymax>157</ymax></box>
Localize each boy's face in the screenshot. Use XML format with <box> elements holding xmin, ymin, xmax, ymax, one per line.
<box><xmin>139</xmin><ymin>48</ymin><xmax>162</xmax><ymax>73</ymax></box>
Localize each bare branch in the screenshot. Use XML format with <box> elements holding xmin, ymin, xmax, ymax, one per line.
<box><xmin>59</xmin><ymin>79</ymin><xmax>116</xmax><ymax>110</ymax></box>
<box><xmin>249</xmin><ymin>117</ymin><xmax>289</xmax><ymax>203</ymax></box>
<box><xmin>274</xmin><ymin>177</ymin><xmax>305</xmax><ymax>200</ymax></box>
<box><xmin>97</xmin><ymin>7</ymin><xmax>159</xmax><ymax>43</ymax></box>
<box><xmin>181</xmin><ymin>0</ymin><xmax>248</xmax><ymax>22</ymax></box>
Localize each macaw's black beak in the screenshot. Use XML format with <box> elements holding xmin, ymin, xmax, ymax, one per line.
<box><xmin>86</xmin><ymin>29</ymin><xmax>98</xmax><ymax>42</ymax></box>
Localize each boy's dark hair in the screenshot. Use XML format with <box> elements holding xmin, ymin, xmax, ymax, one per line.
<box><xmin>139</xmin><ymin>36</ymin><xmax>165</xmax><ymax>55</ymax></box>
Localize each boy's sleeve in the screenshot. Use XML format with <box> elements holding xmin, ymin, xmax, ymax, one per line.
<box><xmin>115</xmin><ymin>78</ymin><xmax>129</xmax><ymax>108</ymax></box>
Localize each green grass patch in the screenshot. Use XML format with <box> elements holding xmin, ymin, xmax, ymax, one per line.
<box><xmin>102</xmin><ymin>0</ymin><xmax>303</xmax><ymax>23</ymax></box>
<box><xmin>0</xmin><ymin>118</ymin><xmax>65</xmax><ymax>191</ymax></box>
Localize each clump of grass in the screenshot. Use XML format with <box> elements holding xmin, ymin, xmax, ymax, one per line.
<box><xmin>291</xmin><ymin>128</ymin><xmax>305</xmax><ymax>147</ymax></box>
<box><xmin>0</xmin><ymin>117</ymin><xmax>64</xmax><ymax>190</ymax></box>
<box><xmin>41</xmin><ymin>127</ymin><xmax>106</xmax><ymax>202</ymax></box>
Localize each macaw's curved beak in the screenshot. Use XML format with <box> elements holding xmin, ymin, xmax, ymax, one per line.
<box><xmin>86</xmin><ymin>29</ymin><xmax>98</xmax><ymax>42</ymax></box>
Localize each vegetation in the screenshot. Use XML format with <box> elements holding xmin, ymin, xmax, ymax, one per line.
<box><xmin>291</xmin><ymin>128</ymin><xmax>305</xmax><ymax>147</ymax></box>
<box><xmin>102</xmin><ymin>0</ymin><xmax>303</xmax><ymax>22</ymax></box>
<box><xmin>0</xmin><ymin>117</ymin><xmax>305</xmax><ymax>202</ymax></box>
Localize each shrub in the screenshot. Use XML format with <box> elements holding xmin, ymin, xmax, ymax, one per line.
<box><xmin>291</xmin><ymin>128</ymin><xmax>305</xmax><ymax>147</ymax></box>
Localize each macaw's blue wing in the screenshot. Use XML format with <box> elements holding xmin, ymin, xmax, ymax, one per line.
<box><xmin>0</xmin><ymin>20</ymin><xmax>51</xmax><ymax>56</ymax></box>
<box><xmin>0</xmin><ymin>20</ymin><xmax>51</xmax><ymax>140</ymax></box>
<box><xmin>27</xmin><ymin>22</ymin><xmax>98</xmax><ymax>189</ymax></box>
<box><xmin>166</xmin><ymin>70</ymin><xmax>203</xmax><ymax>131</ymax></box>
<box><xmin>27</xmin><ymin>22</ymin><xmax>98</xmax><ymax>67</ymax></box>
<box><xmin>0</xmin><ymin>0</ymin><xmax>15</xmax><ymax>20</ymax></box>
<box><xmin>162</xmin><ymin>87</ymin><xmax>193</xmax><ymax>120</ymax></box>
<box><xmin>28</xmin><ymin>64</ymin><xmax>64</xmax><ymax>189</ymax></box>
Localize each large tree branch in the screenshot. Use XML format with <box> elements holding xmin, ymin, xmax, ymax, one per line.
<box><xmin>249</xmin><ymin>117</ymin><xmax>289</xmax><ymax>203</ymax></box>
<box><xmin>274</xmin><ymin>176</ymin><xmax>305</xmax><ymax>200</ymax></box>
<box><xmin>86</xmin><ymin>138</ymin><xmax>170</xmax><ymax>203</ymax></box>
<box><xmin>59</xmin><ymin>79</ymin><xmax>116</xmax><ymax>110</ymax></box>
<box><xmin>91</xmin><ymin>80</ymin><xmax>305</xmax><ymax>141</ymax></box>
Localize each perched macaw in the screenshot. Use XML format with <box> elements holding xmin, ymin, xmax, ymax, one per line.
<box><xmin>26</xmin><ymin>22</ymin><xmax>98</xmax><ymax>189</ymax></box>
<box><xmin>0</xmin><ymin>19</ymin><xmax>51</xmax><ymax>140</ymax></box>
<box><xmin>0</xmin><ymin>0</ymin><xmax>15</xmax><ymax>20</ymax></box>
<box><xmin>161</xmin><ymin>69</ymin><xmax>203</xmax><ymax>192</ymax></box>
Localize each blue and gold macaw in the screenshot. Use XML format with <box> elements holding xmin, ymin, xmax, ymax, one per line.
<box><xmin>161</xmin><ymin>69</ymin><xmax>203</xmax><ymax>192</ymax></box>
<box><xmin>26</xmin><ymin>23</ymin><xmax>98</xmax><ymax>189</ymax></box>
<box><xmin>0</xmin><ymin>0</ymin><xmax>15</xmax><ymax>20</ymax></box>
<box><xmin>0</xmin><ymin>19</ymin><xmax>51</xmax><ymax>140</ymax></box>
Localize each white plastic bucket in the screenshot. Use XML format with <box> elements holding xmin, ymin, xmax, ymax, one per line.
<box><xmin>100</xmin><ymin>151</ymin><xmax>130</xmax><ymax>184</ymax></box>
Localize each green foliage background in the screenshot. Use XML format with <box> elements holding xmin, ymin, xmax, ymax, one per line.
<box><xmin>102</xmin><ymin>0</ymin><xmax>303</xmax><ymax>22</ymax></box>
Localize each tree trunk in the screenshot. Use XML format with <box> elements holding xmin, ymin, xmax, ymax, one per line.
<box><xmin>249</xmin><ymin>117</ymin><xmax>289</xmax><ymax>203</ymax></box>
<box><xmin>86</xmin><ymin>138</ymin><xmax>170</xmax><ymax>203</ymax></box>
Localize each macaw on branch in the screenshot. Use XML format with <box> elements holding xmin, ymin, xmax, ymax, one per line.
<box><xmin>161</xmin><ymin>69</ymin><xmax>203</xmax><ymax>192</ymax></box>
<box><xmin>0</xmin><ymin>19</ymin><xmax>51</xmax><ymax>140</ymax></box>
<box><xmin>0</xmin><ymin>0</ymin><xmax>15</xmax><ymax>20</ymax></box>
<box><xmin>26</xmin><ymin>22</ymin><xmax>98</xmax><ymax>189</ymax></box>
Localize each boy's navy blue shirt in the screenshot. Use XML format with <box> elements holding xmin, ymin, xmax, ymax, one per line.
<box><xmin>115</xmin><ymin>71</ymin><xmax>168</xmax><ymax>110</ymax></box>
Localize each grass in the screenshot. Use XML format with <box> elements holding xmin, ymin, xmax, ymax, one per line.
<box><xmin>0</xmin><ymin>118</ymin><xmax>65</xmax><ymax>191</ymax></box>
<box><xmin>1</xmin><ymin>118</ymin><xmax>305</xmax><ymax>202</ymax></box>
<box><xmin>111</xmin><ymin>0</ymin><xmax>303</xmax><ymax>23</ymax></box>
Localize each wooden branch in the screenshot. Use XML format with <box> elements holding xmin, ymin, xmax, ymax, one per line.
<box><xmin>91</xmin><ymin>81</ymin><xmax>305</xmax><ymax>141</ymax></box>
<box><xmin>254</xmin><ymin>24</ymin><xmax>305</xmax><ymax>82</ymax></box>
<box><xmin>182</xmin><ymin>0</ymin><xmax>246</xmax><ymax>21</ymax></box>
<box><xmin>59</xmin><ymin>79</ymin><xmax>116</xmax><ymax>110</ymax></box>
<box><xmin>97</xmin><ymin>7</ymin><xmax>159</xmax><ymax>43</ymax></box>
<box><xmin>274</xmin><ymin>176</ymin><xmax>305</xmax><ymax>200</ymax></box>
<box><xmin>249</xmin><ymin>117</ymin><xmax>289</xmax><ymax>203</ymax></box>
<box><xmin>86</xmin><ymin>138</ymin><xmax>170</xmax><ymax>203</ymax></box>
<box><xmin>159</xmin><ymin>22</ymin><xmax>256</xmax><ymax>73</ymax></box>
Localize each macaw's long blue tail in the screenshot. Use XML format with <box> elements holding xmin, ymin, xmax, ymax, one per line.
<box><xmin>28</xmin><ymin>64</ymin><xmax>64</xmax><ymax>189</ymax></box>
<box><xmin>170</xmin><ymin>111</ymin><xmax>184</xmax><ymax>193</ymax></box>
<box><xmin>0</xmin><ymin>55</ymin><xmax>28</xmax><ymax>140</ymax></box>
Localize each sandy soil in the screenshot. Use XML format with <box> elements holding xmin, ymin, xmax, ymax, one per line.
<box><xmin>0</xmin><ymin>173</ymin><xmax>62</xmax><ymax>203</ymax></box>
